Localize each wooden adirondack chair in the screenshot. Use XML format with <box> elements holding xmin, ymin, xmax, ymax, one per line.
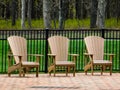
<box><xmin>48</xmin><ymin>36</ymin><xmax>78</xmax><ymax>76</ymax></box>
<box><xmin>7</xmin><ymin>36</ymin><xmax>43</xmax><ymax>77</ymax></box>
<box><xmin>84</xmin><ymin>36</ymin><xmax>114</xmax><ymax>75</ymax></box>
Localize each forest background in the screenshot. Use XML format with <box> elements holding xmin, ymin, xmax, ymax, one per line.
<box><xmin>0</xmin><ymin>0</ymin><xmax>120</xmax><ymax>29</ymax></box>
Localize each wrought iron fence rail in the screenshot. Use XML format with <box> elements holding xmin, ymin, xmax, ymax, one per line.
<box><xmin>0</xmin><ymin>29</ymin><xmax>120</xmax><ymax>73</ymax></box>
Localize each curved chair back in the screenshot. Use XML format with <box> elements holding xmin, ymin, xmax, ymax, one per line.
<box><xmin>84</xmin><ymin>36</ymin><xmax>104</xmax><ymax>60</ymax></box>
<box><xmin>8</xmin><ymin>36</ymin><xmax>27</xmax><ymax>64</ymax></box>
<box><xmin>48</xmin><ymin>36</ymin><xmax>69</xmax><ymax>61</ymax></box>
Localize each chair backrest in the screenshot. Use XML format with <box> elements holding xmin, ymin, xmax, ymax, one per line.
<box><xmin>8</xmin><ymin>36</ymin><xmax>27</xmax><ymax>64</ymax></box>
<box><xmin>84</xmin><ymin>36</ymin><xmax>104</xmax><ymax>60</ymax></box>
<box><xmin>48</xmin><ymin>36</ymin><xmax>69</xmax><ymax>61</ymax></box>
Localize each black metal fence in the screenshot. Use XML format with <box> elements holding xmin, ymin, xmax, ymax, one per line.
<box><xmin>0</xmin><ymin>29</ymin><xmax>120</xmax><ymax>73</ymax></box>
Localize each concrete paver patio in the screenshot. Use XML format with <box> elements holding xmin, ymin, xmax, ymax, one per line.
<box><xmin>0</xmin><ymin>73</ymin><xmax>120</xmax><ymax>90</ymax></box>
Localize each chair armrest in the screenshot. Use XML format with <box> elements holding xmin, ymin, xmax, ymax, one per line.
<box><xmin>28</xmin><ymin>54</ymin><xmax>43</xmax><ymax>57</ymax></box>
<box><xmin>69</xmin><ymin>54</ymin><xmax>79</xmax><ymax>63</ymax></box>
<box><xmin>104</xmin><ymin>53</ymin><xmax>115</xmax><ymax>56</ymax></box>
<box><xmin>84</xmin><ymin>53</ymin><xmax>93</xmax><ymax>59</ymax></box>
<box><xmin>84</xmin><ymin>53</ymin><xmax>94</xmax><ymax>64</ymax></box>
<box><xmin>48</xmin><ymin>54</ymin><xmax>56</xmax><ymax>65</ymax></box>
<box><xmin>28</xmin><ymin>54</ymin><xmax>43</xmax><ymax>63</ymax></box>
<box><xmin>8</xmin><ymin>54</ymin><xmax>22</xmax><ymax>66</ymax></box>
<box><xmin>69</xmin><ymin>54</ymin><xmax>79</xmax><ymax>56</ymax></box>
<box><xmin>104</xmin><ymin>53</ymin><xmax>115</xmax><ymax>62</ymax></box>
<box><xmin>8</xmin><ymin>54</ymin><xmax>13</xmax><ymax>57</ymax></box>
<box><xmin>84</xmin><ymin>53</ymin><xmax>93</xmax><ymax>56</ymax></box>
<box><xmin>48</xmin><ymin>54</ymin><xmax>56</xmax><ymax>56</ymax></box>
<box><xmin>8</xmin><ymin>54</ymin><xmax>22</xmax><ymax>59</ymax></box>
<box><xmin>8</xmin><ymin>54</ymin><xmax>22</xmax><ymax>57</ymax></box>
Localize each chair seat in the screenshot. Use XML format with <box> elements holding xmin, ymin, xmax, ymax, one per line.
<box><xmin>93</xmin><ymin>60</ymin><xmax>112</xmax><ymax>64</ymax></box>
<box><xmin>56</xmin><ymin>61</ymin><xmax>75</xmax><ymax>66</ymax></box>
<box><xmin>22</xmin><ymin>61</ymin><xmax>39</xmax><ymax>66</ymax></box>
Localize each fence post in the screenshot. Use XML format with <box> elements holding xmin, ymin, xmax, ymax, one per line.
<box><xmin>101</xmin><ymin>29</ymin><xmax>105</xmax><ymax>38</ymax></box>
<box><xmin>45</xmin><ymin>28</ymin><xmax>49</xmax><ymax>73</ymax></box>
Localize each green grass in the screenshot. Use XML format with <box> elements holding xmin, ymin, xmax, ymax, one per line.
<box><xmin>0</xmin><ymin>18</ymin><xmax>120</xmax><ymax>29</ymax></box>
<box><xmin>105</xmin><ymin>18</ymin><xmax>120</xmax><ymax>28</ymax></box>
<box><xmin>0</xmin><ymin>19</ymin><xmax>44</xmax><ymax>29</ymax></box>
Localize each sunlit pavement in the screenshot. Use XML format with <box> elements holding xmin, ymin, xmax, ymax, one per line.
<box><xmin>0</xmin><ymin>73</ymin><xmax>120</xmax><ymax>90</ymax></box>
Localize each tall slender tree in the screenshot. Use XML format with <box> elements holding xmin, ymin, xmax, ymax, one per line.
<box><xmin>43</xmin><ymin>0</ymin><xmax>51</xmax><ymax>29</ymax></box>
<box><xmin>106</xmin><ymin>0</ymin><xmax>110</xmax><ymax>19</ymax></box>
<box><xmin>27</xmin><ymin>0</ymin><xmax>32</xmax><ymax>28</ymax></box>
<box><xmin>21</xmin><ymin>0</ymin><xmax>26</xmax><ymax>29</ymax></box>
<box><xmin>90</xmin><ymin>0</ymin><xmax>98</xmax><ymax>28</ymax></box>
<box><xmin>75</xmin><ymin>0</ymin><xmax>81</xmax><ymax>19</ymax></box>
<box><xmin>11</xmin><ymin>0</ymin><xmax>16</xmax><ymax>26</ymax></box>
<box><xmin>96</xmin><ymin>0</ymin><xmax>106</xmax><ymax>29</ymax></box>
<box><xmin>59</xmin><ymin>0</ymin><xmax>64</xmax><ymax>29</ymax></box>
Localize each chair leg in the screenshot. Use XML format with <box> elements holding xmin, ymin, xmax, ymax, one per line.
<box><xmin>66</xmin><ymin>67</ymin><xmax>68</xmax><ymax>76</ymax></box>
<box><xmin>91</xmin><ymin>65</ymin><xmax>94</xmax><ymax>75</ymax></box>
<box><xmin>53</xmin><ymin>66</ymin><xmax>56</xmax><ymax>77</ymax></box>
<box><xmin>36</xmin><ymin>67</ymin><xmax>39</xmax><ymax>77</ymax></box>
<box><xmin>19</xmin><ymin>68</ymin><xmax>22</xmax><ymax>77</ymax></box>
<box><xmin>8</xmin><ymin>73</ymin><xmax>11</xmax><ymax>77</ymax></box>
<box><xmin>73</xmin><ymin>66</ymin><xmax>75</xmax><ymax>77</ymax></box>
<box><xmin>85</xmin><ymin>71</ymin><xmax>87</xmax><ymax>75</ymax></box>
<box><xmin>101</xmin><ymin>65</ymin><xmax>103</xmax><ymax>75</ymax></box>
<box><xmin>23</xmin><ymin>68</ymin><xmax>26</xmax><ymax>77</ymax></box>
<box><xmin>110</xmin><ymin>65</ymin><xmax>112</xmax><ymax>75</ymax></box>
<box><xmin>23</xmin><ymin>73</ymin><xmax>25</xmax><ymax>77</ymax></box>
<box><xmin>49</xmin><ymin>72</ymin><xmax>51</xmax><ymax>76</ymax></box>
